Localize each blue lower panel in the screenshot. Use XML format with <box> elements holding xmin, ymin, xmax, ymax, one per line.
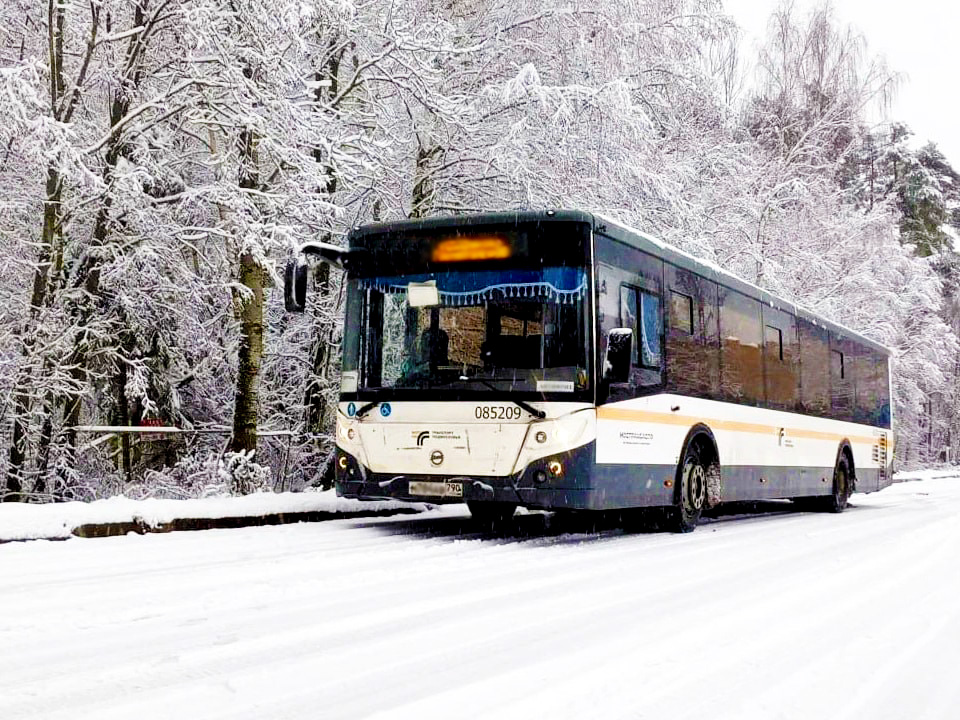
<box><xmin>720</xmin><ymin>466</ymin><xmax>833</xmax><ymax>501</ymax></box>
<box><xmin>336</xmin><ymin>442</ymin><xmax>676</xmax><ymax>511</ymax></box>
<box><xmin>336</xmin><ymin>447</ymin><xmax>868</xmax><ymax>510</ymax></box>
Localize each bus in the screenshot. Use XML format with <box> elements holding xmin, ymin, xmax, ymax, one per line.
<box><xmin>285</xmin><ymin>210</ymin><xmax>893</xmax><ymax>532</ymax></box>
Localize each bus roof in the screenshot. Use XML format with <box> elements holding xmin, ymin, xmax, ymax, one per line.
<box><xmin>347</xmin><ymin>209</ymin><xmax>892</xmax><ymax>357</ymax></box>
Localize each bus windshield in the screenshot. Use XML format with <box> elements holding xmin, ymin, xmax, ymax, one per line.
<box><xmin>343</xmin><ymin>267</ymin><xmax>589</xmax><ymax>395</ymax></box>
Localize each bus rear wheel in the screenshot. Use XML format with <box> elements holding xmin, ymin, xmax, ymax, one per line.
<box><xmin>670</xmin><ymin>443</ymin><xmax>707</xmax><ymax>533</ymax></box>
<box><xmin>467</xmin><ymin>501</ymin><xmax>517</xmax><ymax>527</ymax></box>
<box><xmin>821</xmin><ymin>455</ymin><xmax>851</xmax><ymax>513</ymax></box>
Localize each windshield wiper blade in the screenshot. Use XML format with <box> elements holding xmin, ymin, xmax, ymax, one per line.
<box><xmin>458</xmin><ymin>376</ymin><xmax>546</xmax><ymax>419</ymax></box>
<box><xmin>354</xmin><ymin>400</ymin><xmax>381</xmax><ymax>418</ymax></box>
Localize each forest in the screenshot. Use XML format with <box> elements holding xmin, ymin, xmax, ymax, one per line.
<box><xmin>1</xmin><ymin>0</ymin><xmax>958</xmax><ymax>502</ymax></box>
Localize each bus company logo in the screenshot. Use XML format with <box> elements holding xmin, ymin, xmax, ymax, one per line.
<box><xmin>416</xmin><ymin>431</ymin><xmax>430</xmax><ymax>446</ymax></box>
<box><xmin>430</xmin><ymin>450</ymin><xmax>444</xmax><ymax>466</ymax></box>
<box><xmin>346</xmin><ymin>402</ymin><xmax>356</xmax><ymax>417</ymax></box>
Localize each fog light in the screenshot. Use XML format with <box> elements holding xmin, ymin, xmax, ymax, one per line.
<box><xmin>548</xmin><ymin>460</ymin><xmax>563</xmax><ymax>477</ymax></box>
<box><xmin>347</xmin><ymin>428</ymin><xmax>356</xmax><ymax>440</ymax></box>
<box><xmin>534</xmin><ymin>470</ymin><xmax>547</xmax><ymax>483</ymax></box>
<box><xmin>535</xmin><ymin>431</ymin><xmax>548</xmax><ymax>444</ymax></box>
<box><xmin>338</xmin><ymin>455</ymin><xmax>348</xmax><ymax>470</ymax></box>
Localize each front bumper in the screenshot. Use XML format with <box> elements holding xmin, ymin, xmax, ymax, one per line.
<box><xmin>335</xmin><ymin>442</ymin><xmax>675</xmax><ymax>511</ymax></box>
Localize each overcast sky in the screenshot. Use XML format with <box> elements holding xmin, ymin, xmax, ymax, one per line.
<box><xmin>723</xmin><ymin>0</ymin><xmax>960</xmax><ymax>167</ymax></box>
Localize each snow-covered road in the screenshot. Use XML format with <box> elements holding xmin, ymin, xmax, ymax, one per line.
<box><xmin>3</xmin><ymin>476</ymin><xmax>960</xmax><ymax>720</ymax></box>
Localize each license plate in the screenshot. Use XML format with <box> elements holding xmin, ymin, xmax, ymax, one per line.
<box><xmin>408</xmin><ymin>481</ymin><xmax>463</xmax><ymax>498</ymax></box>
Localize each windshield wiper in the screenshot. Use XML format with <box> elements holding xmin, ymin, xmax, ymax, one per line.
<box><xmin>458</xmin><ymin>376</ymin><xmax>546</xmax><ymax>419</ymax></box>
<box><xmin>353</xmin><ymin>386</ymin><xmax>393</xmax><ymax>419</ymax></box>
<box><xmin>354</xmin><ymin>401</ymin><xmax>379</xmax><ymax>418</ymax></box>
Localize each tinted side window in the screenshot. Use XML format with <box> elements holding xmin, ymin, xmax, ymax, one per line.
<box><xmin>876</xmin><ymin>354</ymin><xmax>892</xmax><ymax>428</ymax></box>
<box><xmin>830</xmin><ymin>334</ymin><xmax>855</xmax><ymax>422</ymax></box>
<box><xmin>618</xmin><ymin>285</ymin><xmax>662</xmax><ymax>369</ymax></box>
<box><xmin>762</xmin><ymin>305</ymin><xmax>799</xmax><ymax>410</ymax></box>
<box><xmin>798</xmin><ymin>318</ymin><xmax>830</xmax><ymax>415</ymax></box>
<box><xmin>719</xmin><ymin>288</ymin><xmax>763</xmax><ymax>405</ymax></box>
<box><xmin>850</xmin><ymin>343</ymin><xmax>874</xmax><ymax>424</ymax></box>
<box><xmin>670</xmin><ymin>291</ymin><xmax>693</xmax><ymax>334</ymax></box>
<box><xmin>595</xmin><ymin>235</ymin><xmax>663</xmax><ymax>399</ymax></box>
<box><xmin>638</xmin><ymin>290</ymin><xmax>662</xmax><ymax>368</ymax></box>
<box><xmin>665</xmin><ymin>264</ymin><xmax>720</xmax><ymax>399</ymax></box>
<box><xmin>852</xmin><ymin>345</ymin><xmax>892</xmax><ymax>427</ymax></box>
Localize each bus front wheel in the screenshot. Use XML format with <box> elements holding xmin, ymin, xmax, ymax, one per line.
<box><xmin>670</xmin><ymin>443</ymin><xmax>707</xmax><ymax>533</ymax></box>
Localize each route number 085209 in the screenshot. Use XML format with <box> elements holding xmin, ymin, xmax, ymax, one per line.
<box><xmin>475</xmin><ymin>405</ymin><xmax>523</xmax><ymax>420</ymax></box>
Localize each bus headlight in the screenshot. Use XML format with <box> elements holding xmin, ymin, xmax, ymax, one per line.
<box><xmin>548</xmin><ymin>460</ymin><xmax>563</xmax><ymax>477</ymax></box>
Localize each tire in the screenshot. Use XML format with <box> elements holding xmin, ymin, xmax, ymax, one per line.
<box><xmin>797</xmin><ymin>454</ymin><xmax>851</xmax><ymax>513</ymax></box>
<box><xmin>822</xmin><ymin>455</ymin><xmax>852</xmax><ymax>513</ymax></box>
<box><xmin>467</xmin><ymin>501</ymin><xmax>517</xmax><ymax>527</ymax></box>
<box><xmin>669</xmin><ymin>442</ymin><xmax>708</xmax><ymax>533</ymax></box>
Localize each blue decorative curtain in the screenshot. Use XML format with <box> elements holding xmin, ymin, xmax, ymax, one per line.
<box><xmin>359</xmin><ymin>268</ymin><xmax>586</xmax><ymax>306</ymax></box>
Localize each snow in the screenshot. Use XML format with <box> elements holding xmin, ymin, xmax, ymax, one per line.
<box><xmin>0</xmin><ymin>490</ymin><xmax>426</xmax><ymax>542</ymax></box>
<box><xmin>2</xmin><ymin>474</ymin><xmax>960</xmax><ymax>718</ymax></box>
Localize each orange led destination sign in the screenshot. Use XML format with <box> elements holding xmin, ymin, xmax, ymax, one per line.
<box><xmin>431</xmin><ymin>236</ymin><xmax>512</xmax><ymax>262</ymax></box>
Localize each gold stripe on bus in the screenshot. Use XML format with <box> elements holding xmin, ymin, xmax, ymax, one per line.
<box><xmin>596</xmin><ymin>407</ymin><xmax>883</xmax><ymax>446</ymax></box>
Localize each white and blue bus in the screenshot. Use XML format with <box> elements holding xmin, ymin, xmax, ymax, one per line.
<box><xmin>286</xmin><ymin>210</ymin><xmax>893</xmax><ymax>532</ymax></box>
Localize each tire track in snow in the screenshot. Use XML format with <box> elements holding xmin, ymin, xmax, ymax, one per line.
<box><xmin>2</xmin><ymin>481</ymin><xmax>958</xmax><ymax>719</ymax></box>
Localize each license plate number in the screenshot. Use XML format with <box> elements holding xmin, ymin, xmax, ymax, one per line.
<box><xmin>408</xmin><ymin>481</ymin><xmax>463</xmax><ymax>498</ymax></box>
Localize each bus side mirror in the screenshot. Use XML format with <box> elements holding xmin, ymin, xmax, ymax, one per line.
<box><xmin>284</xmin><ymin>258</ymin><xmax>308</xmax><ymax>312</ymax></box>
<box><xmin>284</xmin><ymin>242</ymin><xmax>364</xmax><ymax>313</ymax></box>
<box><xmin>604</xmin><ymin>328</ymin><xmax>633</xmax><ymax>383</ymax></box>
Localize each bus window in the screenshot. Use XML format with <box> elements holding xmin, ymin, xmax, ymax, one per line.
<box><xmin>664</xmin><ymin>265</ymin><xmax>719</xmax><ymax>399</ymax></box>
<box><xmin>798</xmin><ymin>317</ymin><xmax>830</xmax><ymax>415</ymax></box>
<box><xmin>762</xmin><ymin>305</ymin><xmax>799</xmax><ymax>410</ymax></box>
<box><xmin>719</xmin><ymin>288</ymin><xmax>763</xmax><ymax>405</ymax></box>
<box><xmin>852</xmin><ymin>344</ymin><xmax>886</xmax><ymax>426</ymax></box>
<box><xmin>596</xmin><ymin>237</ymin><xmax>663</xmax><ymax>397</ymax></box>
<box><xmin>639</xmin><ymin>290</ymin><xmax>662</xmax><ymax>368</ymax></box>
<box><xmin>670</xmin><ymin>291</ymin><xmax>693</xmax><ymax>334</ymax></box>
<box><xmin>619</xmin><ymin>284</ymin><xmax>663</xmax><ymax>386</ymax></box>
<box><xmin>830</xmin><ymin>335</ymin><xmax>855</xmax><ymax>421</ymax></box>
<box><xmin>764</xmin><ymin>326</ymin><xmax>782</xmax><ymax>360</ymax></box>
<box><xmin>876</xmin><ymin>354</ymin><xmax>892</xmax><ymax>428</ymax></box>
<box><xmin>620</xmin><ymin>284</ymin><xmax>638</xmax><ymax>365</ymax></box>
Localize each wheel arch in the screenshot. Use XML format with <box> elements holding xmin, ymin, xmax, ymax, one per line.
<box><xmin>678</xmin><ymin>423</ymin><xmax>722</xmax><ymax>508</ymax></box>
<box><xmin>678</xmin><ymin>423</ymin><xmax>720</xmax><ymax>469</ymax></box>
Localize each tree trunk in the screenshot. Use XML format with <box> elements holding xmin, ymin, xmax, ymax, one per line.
<box><xmin>302</xmin><ymin>44</ymin><xmax>344</xmax><ymax>435</ymax></box>
<box><xmin>304</xmin><ymin>263</ymin><xmax>332</xmax><ymax>433</ymax></box>
<box><xmin>411</xmin><ymin>144</ymin><xmax>441</xmax><ymax>219</ymax></box>
<box><xmin>230</xmin><ymin>252</ymin><xmax>264</xmax><ymax>455</ymax></box>
<box><xmin>4</xmin><ymin>167</ymin><xmax>63</xmax><ymax>501</ymax></box>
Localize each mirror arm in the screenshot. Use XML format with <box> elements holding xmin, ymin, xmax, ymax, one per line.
<box><xmin>297</xmin><ymin>241</ymin><xmax>356</xmax><ymax>270</ymax></box>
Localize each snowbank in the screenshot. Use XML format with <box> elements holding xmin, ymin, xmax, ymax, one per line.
<box><xmin>0</xmin><ymin>490</ymin><xmax>428</xmax><ymax>542</ymax></box>
<box><xmin>893</xmin><ymin>468</ymin><xmax>960</xmax><ymax>482</ymax></box>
